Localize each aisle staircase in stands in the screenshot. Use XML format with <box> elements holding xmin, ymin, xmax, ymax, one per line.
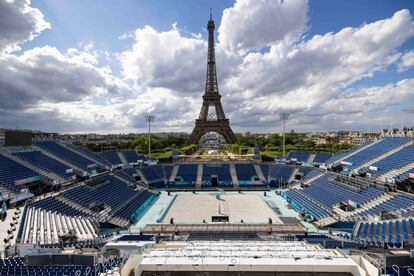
<box><xmin>117</xmin><ymin>152</ymin><xmax>129</xmax><ymax>166</ymax></box>
<box><xmin>229</xmin><ymin>164</ymin><xmax>239</xmax><ymax>189</ymax></box>
<box><xmin>307</xmin><ymin>153</ymin><xmax>316</xmax><ymax>163</ymax></box>
<box><xmin>253</xmin><ymin>164</ymin><xmax>266</xmax><ymax>182</ymax></box>
<box><xmin>196</xmin><ymin>164</ymin><xmax>203</xmax><ymax>189</ymax></box>
<box><xmin>169</xmin><ymin>165</ymin><xmax>179</xmax><ymax>182</ymax></box>
<box><xmin>289</xmin><ymin>167</ymin><xmax>299</xmax><ymax>183</ymax></box>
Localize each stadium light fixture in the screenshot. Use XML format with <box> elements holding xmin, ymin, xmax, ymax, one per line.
<box><xmin>279</xmin><ymin>113</ymin><xmax>290</xmax><ymax>158</ymax></box>
<box><xmin>145</xmin><ymin>114</ymin><xmax>155</xmax><ymax>158</ymax></box>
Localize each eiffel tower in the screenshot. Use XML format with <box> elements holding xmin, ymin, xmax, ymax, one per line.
<box><xmin>187</xmin><ymin>10</ymin><xmax>237</xmax><ymax>145</ymax></box>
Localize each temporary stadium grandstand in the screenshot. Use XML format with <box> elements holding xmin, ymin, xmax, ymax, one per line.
<box><xmin>1</xmin><ymin>135</ymin><xmax>414</xmax><ymax>274</ymax></box>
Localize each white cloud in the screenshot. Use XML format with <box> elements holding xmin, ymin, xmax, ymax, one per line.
<box><xmin>1</xmin><ymin>0</ymin><xmax>414</xmax><ymax>133</ymax></box>
<box><xmin>0</xmin><ymin>0</ymin><xmax>50</xmax><ymax>53</ymax></box>
<box><xmin>120</xmin><ymin>25</ymin><xmax>207</xmax><ymax>93</ymax></box>
<box><xmin>218</xmin><ymin>0</ymin><xmax>308</xmax><ymax>54</ymax></box>
<box><xmin>398</xmin><ymin>50</ymin><xmax>414</xmax><ymax>72</ymax></box>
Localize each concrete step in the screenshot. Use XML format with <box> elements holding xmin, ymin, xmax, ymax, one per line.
<box><xmin>229</xmin><ymin>164</ymin><xmax>239</xmax><ymax>189</ymax></box>
<box><xmin>307</xmin><ymin>153</ymin><xmax>316</xmax><ymax>163</ymax></box>
<box><xmin>196</xmin><ymin>164</ymin><xmax>203</xmax><ymax>188</ymax></box>
<box><xmin>289</xmin><ymin>167</ymin><xmax>299</xmax><ymax>183</ymax></box>
<box><xmin>254</xmin><ymin>164</ymin><xmax>266</xmax><ymax>181</ymax></box>
<box><xmin>117</xmin><ymin>151</ymin><xmax>129</xmax><ymax>166</ymax></box>
<box><xmin>169</xmin><ymin>165</ymin><xmax>179</xmax><ymax>182</ymax></box>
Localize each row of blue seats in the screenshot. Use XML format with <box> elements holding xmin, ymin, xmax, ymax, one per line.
<box><xmin>101</xmin><ymin>151</ymin><xmax>122</xmax><ymax>165</ymax></box>
<box><xmin>353</xmin><ymin>218</ymin><xmax>414</xmax><ymax>245</ymax></box>
<box><xmin>61</xmin><ymin>176</ymin><xmax>138</xmax><ymax>210</ymax></box>
<box><xmin>287</xmin><ymin>151</ymin><xmax>309</xmax><ymax>163</ymax></box>
<box><xmin>113</xmin><ymin>190</ymin><xmax>153</xmax><ymax>220</ymax></box>
<box><xmin>284</xmin><ymin>189</ymin><xmax>331</xmax><ymax>220</ymax></box>
<box><xmin>34</xmin><ymin>141</ymin><xmax>95</xmax><ymax>170</ymax></box>
<box><xmin>344</xmin><ymin>137</ymin><xmax>412</xmax><ymax>167</ymax></box>
<box><xmin>313</xmin><ymin>152</ymin><xmax>333</xmax><ymax>163</ymax></box>
<box><xmin>28</xmin><ymin>197</ymin><xmax>89</xmax><ymax>218</ymax></box>
<box><xmin>14</xmin><ymin>151</ymin><xmax>73</xmax><ymax>179</ymax></box>
<box><xmin>363</xmin><ymin>146</ymin><xmax>414</xmax><ymax>177</ymax></box>
<box><xmin>66</xmin><ymin>144</ymin><xmax>111</xmax><ymax>167</ymax></box>
<box><xmin>202</xmin><ymin>164</ymin><xmax>232</xmax><ymax>186</ymax></box>
<box><xmin>0</xmin><ymin>153</ymin><xmax>43</xmax><ymax>193</ymax></box>
<box><xmin>356</xmin><ymin>194</ymin><xmax>414</xmax><ymax>218</ymax></box>
<box><xmin>234</xmin><ymin>163</ymin><xmax>257</xmax><ymax>181</ymax></box>
<box><xmin>117</xmin><ymin>234</ymin><xmax>154</xmax><ymax>241</ymax></box>
<box><xmin>0</xmin><ymin>257</ymin><xmax>123</xmax><ymax>275</ymax></box>
<box><xmin>176</xmin><ymin>164</ymin><xmax>198</xmax><ymax>183</ymax></box>
<box><xmin>302</xmin><ymin>174</ymin><xmax>383</xmax><ymax>209</ymax></box>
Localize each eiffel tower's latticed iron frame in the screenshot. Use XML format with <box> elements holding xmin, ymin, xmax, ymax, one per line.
<box><xmin>187</xmin><ymin>10</ymin><xmax>237</xmax><ymax>145</ymax></box>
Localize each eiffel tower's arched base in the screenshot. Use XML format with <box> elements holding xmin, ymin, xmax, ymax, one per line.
<box><xmin>187</xmin><ymin>120</ymin><xmax>237</xmax><ymax>145</ymax></box>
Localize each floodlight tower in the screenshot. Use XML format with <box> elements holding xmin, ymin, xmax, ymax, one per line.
<box><xmin>279</xmin><ymin>113</ymin><xmax>290</xmax><ymax>158</ymax></box>
<box><xmin>145</xmin><ymin>114</ymin><xmax>155</xmax><ymax>158</ymax></box>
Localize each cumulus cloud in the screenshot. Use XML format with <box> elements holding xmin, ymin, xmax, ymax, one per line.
<box><xmin>0</xmin><ymin>46</ymin><xmax>132</xmax><ymax>110</ymax></box>
<box><xmin>120</xmin><ymin>25</ymin><xmax>207</xmax><ymax>93</ymax></box>
<box><xmin>219</xmin><ymin>9</ymin><xmax>414</xmax><ymax>130</ymax></box>
<box><xmin>1</xmin><ymin>0</ymin><xmax>414</xmax><ymax>133</ymax></box>
<box><xmin>398</xmin><ymin>50</ymin><xmax>414</xmax><ymax>71</ymax></box>
<box><xmin>218</xmin><ymin>0</ymin><xmax>308</xmax><ymax>54</ymax></box>
<box><xmin>0</xmin><ymin>0</ymin><xmax>50</xmax><ymax>53</ymax></box>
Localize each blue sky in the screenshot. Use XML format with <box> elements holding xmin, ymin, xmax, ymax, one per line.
<box><xmin>1</xmin><ymin>0</ymin><xmax>414</xmax><ymax>133</ymax></box>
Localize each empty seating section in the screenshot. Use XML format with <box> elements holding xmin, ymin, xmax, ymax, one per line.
<box><xmin>396</xmin><ymin>167</ymin><xmax>414</xmax><ymax>181</ymax></box>
<box><xmin>301</xmin><ymin>174</ymin><xmax>383</xmax><ymax>209</ymax></box>
<box><xmin>355</xmin><ymin>194</ymin><xmax>414</xmax><ymax>218</ymax></box>
<box><xmin>365</xmin><ymin>147</ymin><xmax>414</xmax><ymax>176</ymax></box>
<box><xmin>116</xmin><ymin>168</ymin><xmax>136</xmax><ymax>182</ymax></box>
<box><xmin>28</xmin><ymin>197</ymin><xmax>89</xmax><ymax>217</ymax></box>
<box><xmin>140</xmin><ymin>165</ymin><xmax>165</xmax><ymax>182</ymax></box>
<box><xmin>0</xmin><ymin>153</ymin><xmax>42</xmax><ymax>192</ymax></box>
<box><xmin>14</xmin><ymin>151</ymin><xmax>73</xmax><ymax>178</ymax></box>
<box><xmin>175</xmin><ymin>164</ymin><xmax>198</xmax><ymax>184</ymax></box>
<box><xmin>61</xmin><ymin>175</ymin><xmax>138</xmax><ymax>211</ymax></box>
<box><xmin>313</xmin><ymin>152</ymin><xmax>332</xmax><ymax>163</ymax></box>
<box><xmin>117</xmin><ymin>234</ymin><xmax>154</xmax><ymax>241</ymax></box>
<box><xmin>235</xmin><ymin>163</ymin><xmax>257</xmax><ymax>181</ymax></box>
<box><xmin>287</xmin><ymin>151</ymin><xmax>309</xmax><ymax>162</ymax></box>
<box><xmin>34</xmin><ymin>141</ymin><xmax>95</xmax><ymax>169</ymax></box>
<box><xmin>101</xmin><ymin>151</ymin><xmax>122</xmax><ymax>165</ymax></box>
<box><xmin>202</xmin><ymin>164</ymin><xmax>232</xmax><ymax>186</ymax></box>
<box><xmin>326</xmin><ymin>141</ymin><xmax>374</xmax><ymax>164</ymax></box>
<box><xmin>122</xmin><ymin>150</ymin><xmax>141</xmax><ymax>163</ymax></box>
<box><xmin>268</xmin><ymin>164</ymin><xmax>294</xmax><ymax>186</ymax></box>
<box><xmin>298</xmin><ymin>166</ymin><xmax>314</xmax><ymax>177</ymax></box>
<box><xmin>344</xmin><ymin>137</ymin><xmax>412</xmax><ymax>167</ymax></box>
<box><xmin>112</xmin><ymin>189</ymin><xmax>153</xmax><ymax>220</ymax></box>
<box><xmin>66</xmin><ymin>144</ymin><xmax>110</xmax><ymax>166</ymax></box>
<box><xmin>284</xmin><ymin>189</ymin><xmax>331</xmax><ymax>220</ymax></box>
<box><xmin>259</xmin><ymin>164</ymin><xmax>269</xmax><ymax>179</ymax></box>
<box><xmin>353</xmin><ymin>218</ymin><xmax>414</xmax><ymax>246</ymax></box>
<box><xmin>163</xmin><ymin>165</ymin><xmax>174</xmax><ymax>180</ymax></box>
<box><xmin>300</xmin><ymin>169</ymin><xmax>323</xmax><ymax>183</ymax></box>
<box><xmin>0</xmin><ymin>257</ymin><xmax>123</xmax><ymax>276</ymax></box>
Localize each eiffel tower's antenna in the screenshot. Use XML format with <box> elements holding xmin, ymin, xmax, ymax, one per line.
<box><xmin>210</xmin><ymin>8</ymin><xmax>212</xmax><ymax>20</ymax></box>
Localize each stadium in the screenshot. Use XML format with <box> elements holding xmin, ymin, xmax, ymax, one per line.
<box><xmin>1</xmin><ymin>1</ymin><xmax>414</xmax><ymax>276</ymax></box>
